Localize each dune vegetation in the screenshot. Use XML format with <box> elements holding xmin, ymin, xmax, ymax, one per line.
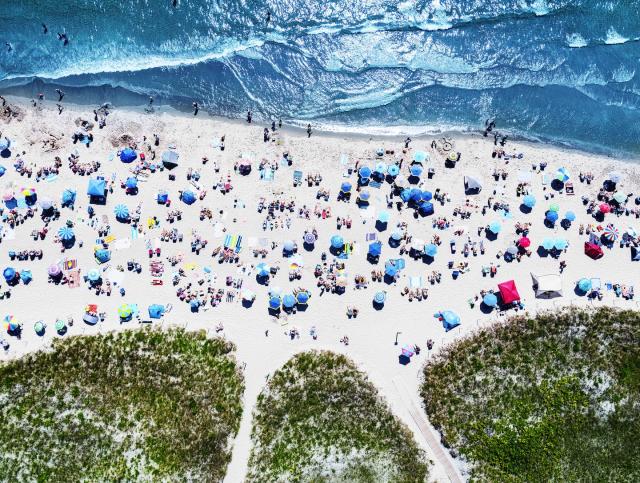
<box><xmin>421</xmin><ymin>307</ymin><xmax>640</xmax><ymax>481</ymax></box>
<box><xmin>247</xmin><ymin>350</ymin><xmax>430</xmax><ymax>482</ymax></box>
<box><xmin>0</xmin><ymin>328</ymin><xmax>244</xmax><ymax>481</ymax></box>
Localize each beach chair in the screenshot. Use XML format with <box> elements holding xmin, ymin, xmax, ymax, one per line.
<box><xmin>565</xmin><ymin>182</ymin><xmax>575</xmax><ymax>195</ymax></box>
<box><xmin>293</xmin><ymin>170</ymin><xmax>303</xmax><ymax>187</ymax></box>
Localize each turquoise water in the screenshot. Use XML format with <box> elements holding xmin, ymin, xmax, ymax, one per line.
<box><xmin>0</xmin><ymin>0</ymin><xmax>639</xmax><ymax>154</ymax></box>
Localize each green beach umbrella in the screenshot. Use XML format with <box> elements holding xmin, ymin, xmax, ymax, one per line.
<box><xmin>55</xmin><ymin>319</ymin><xmax>65</xmax><ymax>331</ymax></box>
<box><xmin>548</xmin><ymin>203</ymin><xmax>560</xmax><ymax>212</ymax></box>
<box><xmin>34</xmin><ymin>321</ymin><xmax>45</xmax><ymax>333</ymax></box>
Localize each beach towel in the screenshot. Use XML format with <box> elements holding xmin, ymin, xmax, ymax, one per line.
<box><xmin>365</xmin><ymin>232</ymin><xmax>377</xmax><ymax>242</ymax></box>
<box><xmin>67</xmin><ymin>270</ymin><xmax>80</xmax><ymax>288</ymax></box>
<box><xmin>409</xmin><ymin>276</ymin><xmax>423</xmax><ymax>288</ymax></box>
<box><xmin>131</xmin><ymin>226</ymin><xmax>139</xmax><ymax>240</ymax></box>
<box><xmin>113</xmin><ymin>238</ymin><xmax>132</xmax><ymax>251</ymax></box>
<box><xmin>261</xmin><ymin>168</ymin><xmax>275</xmax><ymax>181</ymax></box>
<box><xmin>64</xmin><ymin>259</ymin><xmax>77</xmax><ymax>270</ymax></box>
<box><xmin>235</xmin><ymin>235</ymin><xmax>243</xmax><ymax>253</ymax></box>
<box><xmin>46</xmin><ymin>174</ymin><xmax>58</xmax><ymax>182</ymax></box>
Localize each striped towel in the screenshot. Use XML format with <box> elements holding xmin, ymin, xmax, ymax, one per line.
<box><xmin>235</xmin><ymin>235</ymin><xmax>242</xmax><ymax>253</ymax></box>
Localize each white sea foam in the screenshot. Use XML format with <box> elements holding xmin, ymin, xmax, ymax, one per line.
<box><xmin>566</xmin><ymin>33</ymin><xmax>588</xmax><ymax>48</ymax></box>
<box><xmin>605</xmin><ymin>27</ymin><xmax>629</xmax><ymax>45</ymax></box>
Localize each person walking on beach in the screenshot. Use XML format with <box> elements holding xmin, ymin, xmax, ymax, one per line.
<box><xmin>192</xmin><ymin>101</ymin><xmax>199</xmax><ymax>116</ymax></box>
<box><xmin>56</xmin><ymin>104</ymin><xmax>64</xmax><ymax>115</ymax></box>
<box><xmin>404</xmin><ymin>137</ymin><xmax>411</xmax><ymax>149</ymax></box>
<box><xmin>56</xmin><ymin>89</ymin><xmax>65</xmax><ymax>102</ymax></box>
<box><xmin>247</xmin><ymin>110</ymin><xmax>252</xmax><ymax>123</ymax></box>
<box><xmin>307</xmin><ymin>124</ymin><xmax>312</xmax><ymax>138</ymax></box>
<box><xmin>278</xmin><ymin>118</ymin><xmax>282</xmax><ymax>129</ymax></box>
<box><xmin>271</xmin><ymin>120</ymin><xmax>276</xmax><ymax>132</ymax></box>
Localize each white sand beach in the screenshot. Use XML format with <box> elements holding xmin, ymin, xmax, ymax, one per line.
<box><xmin>0</xmin><ymin>97</ymin><xmax>639</xmax><ymax>481</ymax></box>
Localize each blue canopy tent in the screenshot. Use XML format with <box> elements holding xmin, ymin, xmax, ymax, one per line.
<box><xmin>441</xmin><ymin>310</ymin><xmax>461</xmax><ymax>331</ymax></box>
<box><xmin>125</xmin><ymin>177</ymin><xmax>138</xmax><ymax>190</ymax></box>
<box><xmin>157</xmin><ymin>191</ymin><xmax>168</xmax><ymax>204</ymax></box>
<box><xmin>368</xmin><ymin>241</ymin><xmax>382</xmax><ymax>257</ymax></box>
<box><xmin>148</xmin><ymin>304</ymin><xmax>165</xmax><ymax>319</ymax></box>
<box><xmin>3</xmin><ymin>267</ymin><xmax>16</xmax><ymax>283</ymax></box>
<box><xmin>20</xmin><ymin>270</ymin><xmax>32</xmax><ymax>284</ymax></box>
<box><xmin>418</xmin><ymin>202</ymin><xmax>434</xmax><ymax>216</ymax></box>
<box><xmin>61</xmin><ymin>189</ymin><xmax>76</xmax><ymax>207</ymax></box>
<box><xmin>424</xmin><ymin>243</ymin><xmax>438</xmax><ymax>258</ymax></box>
<box><xmin>181</xmin><ymin>190</ymin><xmax>196</xmax><ymax>205</ymax></box>
<box><xmin>119</xmin><ymin>148</ymin><xmax>137</xmax><ymax>163</ymax></box>
<box><xmin>87</xmin><ymin>178</ymin><xmax>106</xmax><ymax>198</ymax></box>
<box><xmin>95</xmin><ymin>249</ymin><xmax>111</xmax><ymax>264</ymax></box>
<box><xmin>162</xmin><ymin>150</ymin><xmax>180</xmax><ymax>169</ymax></box>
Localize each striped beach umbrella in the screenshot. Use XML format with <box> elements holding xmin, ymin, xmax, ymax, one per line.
<box><xmin>256</xmin><ymin>263</ymin><xmax>270</xmax><ymax>277</ymax></box>
<box><xmin>303</xmin><ymin>232</ymin><xmax>316</xmax><ymax>245</ymax></box>
<box><xmin>58</xmin><ymin>226</ymin><xmax>74</xmax><ymax>240</ymax></box>
<box><xmin>114</xmin><ymin>204</ymin><xmax>130</xmax><ymax>219</ymax></box>
<box><xmin>374</xmin><ymin>291</ymin><xmax>386</xmax><ymax>304</ymax></box>
<box><xmin>603</xmin><ymin>224</ymin><xmax>619</xmax><ymax>241</ymax></box>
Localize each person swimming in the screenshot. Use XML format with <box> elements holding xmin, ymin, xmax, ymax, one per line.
<box><xmin>5</xmin><ymin>43</ymin><xmax>12</xmax><ymax>52</ymax></box>
<box><xmin>41</xmin><ymin>23</ymin><xmax>48</xmax><ymax>34</ymax></box>
<box><xmin>266</xmin><ymin>10</ymin><xmax>271</xmax><ymax>25</ymax></box>
<box><xmin>57</xmin><ymin>32</ymin><xmax>69</xmax><ymax>46</ymax></box>
<box><xmin>172</xmin><ymin>0</ymin><xmax>178</xmax><ymax>7</ymax></box>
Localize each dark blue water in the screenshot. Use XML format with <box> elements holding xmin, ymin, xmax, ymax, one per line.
<box><xmin>1</xmin><ymin>0</ymin><xmax>639</xmax><ymax>155</ymax></box>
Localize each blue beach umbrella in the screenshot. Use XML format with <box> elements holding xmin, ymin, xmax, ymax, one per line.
<box><xmin>546</xmin><ymin>211</ymin><xmax>558</xmax><ymax>223</ymax></box>
<box><xmin>578</xmin><ymin>278</ymin><xmax>592</xmax><ymax>292</ymax></box>
<box><xmin>296</xmin><ymin>291</ymin><xmax>310</xmax><ymax>304</ymax></box>
<box><xmin>331</xmin><ymin>235</ymin><xmax>344</xmax><ymax>249</ymax></box>
<box><xmin>418</xmin><ymin>202</ymin><xmax>434</xmax><ymax>216</ymax></box>
<box><xmin>87</xmin><ymin>268</ymin><xmax>101</xmax><ymax>282</ymax></box>
<box><xmin>368</xmin><ymin>241</ymin><xmax>382</xmax><ymax>257</ymax></box>
<box><xmin>387</xmin><ymin>164</ymin><xmax>399</xmax><ymax>177</ymax></box>
<box><xmin>340</xmin><ymin>182</ymin><xmax>352</xmax><ymax>193</ymax></box>
<box><xmin>0</xmin><ymin>138</ymin><xmax>9</xmax><ymax>151</ymax></box>
<box><xmin>489</xmin><ymin>221</ymin><xmax>502</xmax><ymax>234</ymax></box>
<box><xmin>359</xmin><ymin>166</ymin><xmax>372</xmax><ymax>179</ymax></box>
<box><xmin>410</xmin><ymin>188</ymin><xmax>422</xmax><ymax>202</ymax></box>
<box><xmin>554</xmin><ymin>238</ymin><xmax>568</xmax><ymax>250</ymax></box>
<box><xmin>125</xmin><ymin>177</ymin><xmax>138</xmax><ymax>189</ymax></box>
<box><xmin>410</xmin><ymin>165</ymin><xmax>423</xmax><ymax>177</ymax></box>
<box><xmin>3</xmin><ymin>267</ymin><xmax>16</xmax><ymax>282</ymax></box>
<box><xmin>424</xmin><ymin>243</ymin><xmax>438</xmax><ymax>257</ymax></box>
<box><xmin>119</xmin><ymin>148</ymin><xmax>137</xmax><ymax>163</ymax></box>
<box><xmin>522</xmin><ymin>195</ymin><xmax>536</xmax><ymax>208</ymax></box>
<box><xmin>375</xmin><ymin>161</ymin><xmax>387</xmax><ymax>174</ymax></box>
<box><xmin>282</xmin><ymin>294</ymin><xmax>296</xmax><ymax>309</ymax></box>
<box><xmin>414</xmin><ymin>151</ymin><xmax>427</xmax><ymax>163</ymax></box>
<box><xmin>114</xmin><ymin>204</ymin><xmax>130</xmax><ymax>220</ymax></box>
<box><xmin>358</xmin><ymin>190</ymin><xmax>370</xmax><ymax>202</ymax></box>
<box><xmin>0</xmin><ymin>166</ymin><xmax>5</xmax><ymax>177</ymax></box>
<box><xmin>421</xmin><ymin>191</ymin><xmax>433</xmax><ymax>201</ymax></box>
<box><xmin>483</xmin><ymin>293</ymin><xmax>498</xmax><ymax>307</ymax></box>
<box><xmin>374</xmin><ymin>291</ymin><xmax>386</xmax><ymax>304</ymax></box>
<box><xmin>181</xmin><ymin>190</ymin><xmax>196</xmax><ymax>205</ymax></box>
<box><xmin>391</xmin><ymin>231</ymin><xmax>403</xmax><ymax>241</ymax></box>
<box><xmin>565</xmin><ymin>211</ymin><xmax>576</xmax><ymax>222</ymax></box>
<box><xmin>269</xmin><ymin>296</ymin><xmax>281</xmax><ymax>310</ymax></box>
<box><xmin>58</xmin><ymin>226</ymin><xmax>74</xmax><ymax>241</ymax></box>
<box><xmin>377</xmin><ymin>211</ymin><xmax>390</xmax><ymax>223</ymax></box>
<box><xmin>556</xmin><ymin>167</ymin><xmax>570</xmax><ymax>182</ymax></box>
<box><xmin>542</xmin><ymin>238</ymin><xmax>555</xmax><ymax>250</ymax></box>
<box><xmin>256</xmin><ymin>263</ymin><xmax>270</xmax><ymax>277</ymax></box>
<box><xmin>95</xmin><ymin>249</ymin><xmax>111</xmax><ymax>263</ymax></box>
<box><xmin>384</xmin><ymin>262</ymin><xmax>398</xmax><ymax>277</ymax></box>
<box><xmin>400</xmin><ymin>189</ymin><xmax>412</xmax><ymax>203</ymax></box>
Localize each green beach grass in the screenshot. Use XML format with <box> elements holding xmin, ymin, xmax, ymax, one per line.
<box><xmin>421</xmin><ymin>307</ymin><xmax>640</xmax><ymax>481</ymax></box>
<box><xmin>0</xmin><ymin>328</ymin><xmax>244</xmax><ymax>481</ymax></box>
<box><xmin>247</xmin><ymin>350</ymin><xmax>430</xmax><ymax>482</ymax></box>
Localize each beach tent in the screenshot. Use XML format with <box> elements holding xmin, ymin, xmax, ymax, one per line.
<box><xmin>464</xmin><ymin>176</ymin><xmax>482</xmax><ymax>195</ymax></box>
<box><xmin>87</xmin><ymin>178</ymin><xmax>106</xmax><ymax>197</ymax></box>
<box><xmin>157</xmin><ymin>191</ymin><xmax>168</xmax><ymax>204</ymax></box>
<box><xmin>368</xmin><ymin>241</ymin><xmax>382</xmax><ymax>257</ymax></box>
<box><xmin>61</xmin><ymin>188</ymin><xmax>76</xmax><ymax>206</ymax></box>
<box><xmin>148</xmin><ymin>304</ymin><xmax>165</xmax><ymax>319</ymax></box>
<box><xmin>119</xmin><ymin>148</ymin><xmax>137</xmax><ymax>163</ymax></box>
<box><xmin>95</xmin><ymin>248</ymin><xmax>111</xmax><ymax>264</ymax></box>
<box><xmin>531</xmin><ymin>273</ymin><xmax>563</xmax><ymax>299</ymax></box>
<box><xmin>441</xmin><ymin>311</ymin><xmax>461</xmax><ymax>331</ymax></box>
<box><xmin>584</xmin><ymin>242</ymin><xmax>603</xmax><ymax>260</ymax></box>
<box><xmin>498</xmin><ymin>280</ymin><xmax>520</xmax><ymax>304</ymax></box>
<box><xmin>125</xmin><ymin>177</ymin><xmax>138</xmax><ymax>190</ymax></box>
<box><xmin>3</xmin><ymin>267</ymin><xmax>16</xmax><ymax>283</ymax></box>
<box><xmin>162</xmin><ymin>150</ymin><xmax>179</xmax><ymax>169</ymax></box>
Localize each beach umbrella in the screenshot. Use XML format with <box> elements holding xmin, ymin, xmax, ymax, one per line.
<box><xmin>39</xmin><ymin>197</ymin><xmax>53</xmax><ymax>210</ymax></box>
<box><xmin>400</xmin><ymin>189</ymin><xmax>412</xmax><ymax>203</ymax></box>
<box><xmin>418</xmin><ymin>202</ymin><xmax>434</xmax><ymax>216</ymax></box>
<box><xmin>387</xmin><ymin>164</ymin><xmax>399</xmax><ymax>177</ymax></box>
<box><xmin>565</xmin><ymin>211</ymin><xmax>576</xmax><ymax>222</ymax></box>
<box><xmin>87</xmin><ymin>268</ymin><xmax>101</xmax><ymax>282</ymax></box>
<box><xmin>0</xmin><ymin>138</ymin><xmax>9</xmax><ymax>151</ymax></box>
<box><xmin>518</xmin><ymin>237</ymin><xmax>531</xmax><ymax>248</ymax></box>
<box><xmin>269</xmin><ymin>286</ymin><xmax>283</xmax><ymax>297</ymax></box>
<box><xmin>401</xmin><ymin>344</ymin><xmax>415</xmax><ymax>357</ymax></box>
<box><xmin>375</xmin><ymin>161</ymin><xmax>387</xmax><ymax>174</ymax></box>
<box><xmin>181</xmin><ymin>190</ymin><xmax>196</xmax><ymax>205</ymax></box>
<box><xmin>359</xmin><ymin>166</ymin><xmax>372</xmax><ymax>179</ymax></box>
<box><xmin>483</xmin><ymin>293</ymin><xmax>498</xmax><ymax>307</ymax></box>
<box><xmin>410</xmin><ymin>188</ymin><xmax>422</xmax><ymax>203</ymax></box>
<box><xmin>268</xmin><ymin>295</ymin><xmax>281</xmax><ymax>310</ymax></box>
<box><xmin>118</xmin><ymin>304</ymin><xmax>132</xmax><ymax>319</ymax></box>
<box><xmin>554</xmin><ymin>238</ymin><xmax>568</xmax><ymax>250</ymax></box>
<box><xmin>62</xmin><ymin>189</ymin><xmax>76</xmax><ymax>205</ymax></box>
<box><xmin>377</xmin><ymin>211</ymin><xmax>390</xmax><ymax>223</ymax></box>
<box><xmin>58</xmin><ymin>226</ymin><xmax>74</xmax><ymax>241</ymax></box>
<box><xmin>282</xmin><ymin>240</ymin><xmax>295</xmax><ymax>252</ymax></box>
<box><xmin>358</xmin><ymin>190</ymin><xmax>370</xmax><ymax>202</ymax></box>
<box><xmin>578</xmin><ymin>278</ymin><xmax>592</xmax><ymax>292</ymax></box>
<box><xmin>545</xmin><ymin>211</ymin><xmax>558</xmax><ymax>223</ymax></box>
<box><xmin>48</xmin><ymin>263</ymin><xmax>61</xmax><ymax>277</ymax></box>
<box><xmin>162</xmin><ymin>150</ymin><xmax>180</xmax><ymax>168</ymax></box>
<box><xmin>55</xmin><ymin>319</ymin><xmax>65</xmax><ymax>332</ymax></box>
<box><xmin>19</xmin><ymin>270</ymin><xmax>32</xmax><ymax>284</ymax></box>
<box><xmin>242</xmin><ymin>289</ymin><xmax>256</xmax><ymax>301</ymax></box>
<box><xmin>4</xmin><ymin>315</ymin><xmax>19</xmax><ymax>332</ymax></box>
<box><xmin>488</xmin><ymin>221</ymin><xmax>502</xmax><ymax>234</ymax></box>
<box><xmin>340</xmin><ymin>182</ymin><xmax>352</xmax><ymax>193</ymax></box>
<box><xmin>414</xmin><ymin>151</ymin><xmax>428</xmax><ymax>163</ymax></box>
<box><xmin>391</xmin><ymin>231</ymin><xmax>403</xmax><ymax>241</ymax></box>
<box><xmin>368</xmin><ymin>241</ymin><xmax>382</xmax><ymax>257</ymax></box>
<box><xmin>119</xmin><ymin>148</ymin><xmax>137</xmax><ymax>163</ymax></box>
<box><xmin>522</xmin><ymin>194</ymin><xmax>536</xmax><ymax>208</ymax></box>
<box><xmin>114</xmin><ymin>204</ymin><xmax>130</xmax><ymax>220</ymax></box>
<box><xmin>410</xmin><ymin>165</ymin><xmax>423</xmax><ymax>177</ymax></box>
<box><xmin>34</xmin><ymin>321</ymin><xmax>45</xmax><ymax>334</ymax></box>
<box><xmin>3</xmin><ymin>267</ymin><xmax>16</xmax><ymax>282</ymax></box>
<box><xmin>603</xmin><ymin>224</ymin><xmax>619</xmax><ymax>242</ymax></box>
<box><xmin>424</xmin><ymin>243</ymin><xmax>438</xmax><ymax>257</ymax></box>
<box><xmin>384</xmin><ymin>262</ymin><xmax>399</xmax><ymax>277</ymax></box>
<box><xmin>599</xmin><ymin>203</ymin><xmax>611</xmax><ymax>214</ymax></box>
<box><xmin>256</xmin><ymin>263</ymin><xmax>270</xmax><ymax>277</ymax></box>
<box><xmin>330</xmin><ymin>235</ymin><xmax>344</xmax><ymax>249</ymax></box>
<box><xmin>0</xmin><ymin>166</ymin><xmax>5</xmax><ymax>177</ymax></box>
<box><xmin>506</xmin><ymin>245</ymin><xmax>518</xmax><ymax>255</ymax></box>
<box><xmin>548</xmin><ymin>203</ymin><xmax>560</xmax><ymax>212</ymax></box>
<box><xmin>303</xmin><ymin>232</ymin><xmax>316</xmax><ymax>245</ymax></box>
<box><xmin>608</xmin><ymin>172</ymin><xmax>622</xmax><ymax>184</ymax></box>
<box><xmin>613</xmin><ymin>192</ymin><xmax>627</xmax><ymax>204</ymax></box>
<box><xmin>394</xmin><ymin>175</ymin><xmax>408</xmax><ymax>188</ymax></box>
<box><xmin>148</xmin><ymin>304</ymin><xmax>165</xmax><ymax>319</ymax></box>
<box><xmin>2</xmin><ymin>189</ymin><xmax>14</xmax><ymax>201</ymax></box>
<box><xmin>421</xmin><ymin>191</ymin><xmax>433</xmax><ymax>201</ymax></box>
<box><xmin>296</xmin><ymin>291</ymin><xmax>310</xmax><ymax>304</ymax></box>
<box><xmin>157</xmin><ymin>191</ymin><xmax>168</xmax><ymax>204</ymax></box>
<box><xmin>95</xmin><ymin>249</ymin><xmax>111</xmax><ymax>264</ymax></box>
<box><xmin>282</xmin><ymin>294</ymin><xmax>296</xmax><ymax>309</ymax></box>
<box><xmin>125</xmin><ymin>177</ymin><xmax>138</xmax><ymax>189</ymax></box>
<box><xmin>374</xmin><ymin>291</ymin><xmax>386</xmax><ymax>304</ymax></box>
<box><xmin>542</xmin><ymin>238</ymin><xmax>555</xmax><ymax>250</ymax></box>
<box><xmin>555</xmin><ymin>167</ymin><xmax>570</xmax><ymax>182</ymax></box>
<box><xmin>441</xmin><ymin>311</ymin><xmax>461</xmax><ymax>331</ymax></box>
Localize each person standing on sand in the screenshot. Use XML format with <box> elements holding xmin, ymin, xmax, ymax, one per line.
<box><xmin>192</xmin><ymin>102</ymin><xmax>199</xmax><ymax>116</ymax></box>
<box><xmin>271</xmin><ymin>120</ymin><xmax>276</xmax><ymax>132</ymax></box>
<box><xmin>307</xmin><ymin>124</ymin><xmax>312</xmax><ymax>138</ymax></box>
<box><xmin>404</xmin><ymin>137</ymin><xmax>411</xmax><ymax>149</ymax></box>
<box><xmin>56</xmin><ymin>104</ymin><xmax>63</xmax><ymax>115</ymax></box>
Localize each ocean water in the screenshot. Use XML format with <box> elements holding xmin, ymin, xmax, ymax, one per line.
<box><xmin>0</xmin><ymin>0</ymin><xmax>639</xmax><ymax>155</ymax></box>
